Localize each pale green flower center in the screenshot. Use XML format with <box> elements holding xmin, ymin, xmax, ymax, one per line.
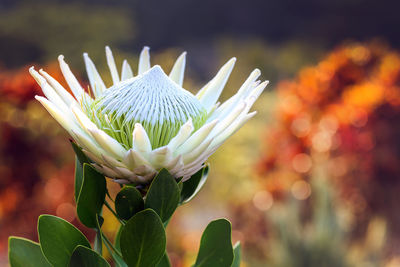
<box><xmin>86</xmin><ymin>65</ymin><xmax>208</xmax><ymax>149</ymax></box>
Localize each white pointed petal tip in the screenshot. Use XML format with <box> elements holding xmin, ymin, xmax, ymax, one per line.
<box><xmin>29</xmin><ymin>67</ymin><xmax>46</xmax><ymax>86</ymax></box>
<box><xmin>132</xmin><ymin>123</ymin><xmax>152</xmax><ymax>153</ymax></box>
<box><xmin>138</xmin><ymin>46</ymin><xmax>151</xmax><ymax>75</ymax></box>
<box><xmin>198</xmin><ymin>57</ymin><xmax>237</xmax><ymax>111</ymax></box>
<box><xmin>169</xmin><ymin>51</ymin><xmax>187</xmax><ymax>85</ymax></box>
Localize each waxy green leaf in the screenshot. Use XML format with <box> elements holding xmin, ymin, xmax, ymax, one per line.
<box><xmin>180</xmin><ymin>166</ymin><xmax>209</xmax><ymax>203</ymax></box>
<box><xmin>115</xmin><ymin>186</ymin><xmax>144</xmax><ymax>220</ymax></box>
<box><xmin>194</xmin><ymin>219</ymin><xmax>234</xmax><ymax>267</ymax></box>
<box><xmin>38</xmin><ymin>215</ymin><xmax>91</xmax><ymax>267</ymax></box>
<box><xmin>145</xmin><ymin>169</ymin><xmax>180</xmax><ymax>222</ymax></box>
<box><xmin>76</xmin><ymin>164</ymin><xmax>106</xmax><ymax>228</ymax></box>
<box><xmin>155</xmin><ymin>252</ymin><xmax>171</xmax><ymax>267</ymax></box>
<box><xmin>232</xmin><ymin>242</ymin><xmax>241</xmax><ymax>267</ymax></box>
<box><xmin>8</xmin><ymin>237</ymin><xmax>51</xmax><ymax>267</ymax></box>
<box><xmin>69</xmin><ymin>245</ymin><xmax>110</xmax><ymax>267</ymax></box>
<box><xmin>120</xmin><ymin>209</ymin><xmax>166</xmax><ymax>267</ymax></box>
<box><xmin>71</xmin><ymin>142</ymin><xmax>90</xmax><ymax>202</ymax></box>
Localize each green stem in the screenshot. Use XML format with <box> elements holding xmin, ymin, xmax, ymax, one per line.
<box><xmin>104</xmin><ymin>200</ymin><xmax>126</xmax><ymax>226</ymax></box>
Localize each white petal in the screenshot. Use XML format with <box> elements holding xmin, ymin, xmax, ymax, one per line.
<box><xmin>114</xmin><ymin>166</ymin><xmax>135</xmax><ymax>178</ymax></box>
<box><xmin>88</xmin><ymin>128</ymin><xmax>127</xmax><ymax>160</ymax></box>
<box><xmin>30</xmin><ymin>67</ymin><xmax>72</xmax><ymax>118</ymax></box>
<box><xmin>123</xmin><ymin>149</ymin><xmax>152</xmax><ymax>169</ymax></box>
<box><xmin>167</xmin><ymin>118</ymin><xmax>194</xmax><ymax>151</ymax></box>
<box><xmin>105</xmin><ymin>46</ymin><xmax>120</xmax><ymax>85</ymax></box>
<box><xmin>182</xmin><ymin>164</ymin><xmax>206</xmax><ymax>181</ymax></box>
<box><xmin>149</xmin><ymin>146</ymin><xmax>173</xmax><ymax>169</ymax></box>
<box><xmin>169</xmin><ymin>155</ymin><xmax>184</xmax><ymax>175</ymax></box>
<box><xmin>183</xmin><ymin>147</ymin><xmax>217</xmax><ymax>171</ymax></box>
<box><xmin>71</xmin><ymin>106</ymin><xmax>98</xmax><ymax>134</ymax></box>
<box><xmin>82</xmin><ymin>149</ymin><xmax>105</xmax><ymax>164</ymax></box>
<box><xmin>121</xmin><ymin>59</ymin><xmax>134</xmax><ymax>80</ymax></box>
<box><xmin>169</xmin><ymin>52</ymin><xmax>186</xmax><ymax>86</ymax></box>
<box><xmin>166</xmin><ymin>155</ymin><xmax>183</xmax><ymax>171</ymax></box>
<box><xmin>102</xmin><ymin>154</ymin><xmax>127</xmax><ymax>168</ymax></box>
<box><xmin>211</xmin><ymin>111</ymin><xmax>257</xmax><ymax>148</ymax></box>
<box><xmin>58</xmin><ymin>55</ymin><xmax>85</xmax><ymax>100</ymax></box>
<box><xmin>210</xmin><ymin>68</ymin><xmax>261</xmax><ymax>120</ymax></box>
<box><xmin>113</xmin><ymin>179</ymin><xmax>133</xmax><ymax>185</ymax></box>
<box><xmin>35</xmin><ymin>96</ymin><xmax>80</xmax><ymax>135</ymax></box>
<box><xmin>93</xmin><ymin>164</ymin><xmax>119</xmax><ymax>178</ymax></box>
<box><xmin>182</xmin><ymin>138</ymin><xmax>213</xmax><ymax>164</ymax></box>
<box><xmin>243</xmin><ymin>80</ymin><xmax>268</xmax><ymax>110</ymax></box>
<box><xmin>133</xmin><ymin>164</ymin><xmax>157</xmax><ymax>177</ymax></box>
<box><xmin>175</xmin><ymin>120</ymin><xmax>218</xmax><ymax>155</ymax></box>
<box><xmin>71</xmin><ymin>129</ymin><xmax>109</xmax><ymax>159</ymax></box>
<box><xmin>138</xmin><ymin>46</ymin><xmax>151</xmax><ymax>75</ymax></box>
<box><xmin>83</xmin><ymin>53</ymin><xmax>106</xmax><ymax>97</ymax></box>
<box><xmin>132</xmin><ymin>123</ymin><xmax>152</xmax><ymax>154</ymax></box>
<box><xmin>208</xmin><ymin>101</ymin><xmax>246</xmax><ymax>139</ymax></box>
<box><xmin>197</xmin><ymin>58</ymin><xmax>236</xmax><ymax>112</ymax></box>
<box><xmin>38</xmin><ymin>69</ymin><xmax>77</xmax><ymax>106</ymax></box>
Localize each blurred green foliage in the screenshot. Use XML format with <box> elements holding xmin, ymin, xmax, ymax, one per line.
<box><xmin>0</xmin><ymin>2</ymin><xmax>134</xmax><ymax>70</ymax></box>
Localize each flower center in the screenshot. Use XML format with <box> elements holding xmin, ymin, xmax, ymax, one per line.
<box><xmin>86</xmin><ymin>65</ymin><xmax>208</xmax><ymax>149</ymax></box>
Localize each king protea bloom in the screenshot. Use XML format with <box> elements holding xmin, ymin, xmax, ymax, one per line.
<box><xmin>30</xmin><ymin>46</ymin><xmax>268</xmax><ymax>184</ymax></box>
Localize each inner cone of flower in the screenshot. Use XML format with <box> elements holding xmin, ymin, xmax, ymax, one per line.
<box><xmin>30</xmin><ymin>46</ymin><xmax>268</xmax><ymax>184</ymax></box>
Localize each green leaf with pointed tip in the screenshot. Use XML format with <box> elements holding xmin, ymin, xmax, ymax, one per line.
<box><xmin>74</xmin><ymin>158</ymin><xmax>84</xmax><ymax>202</ymax></box>
<box><xmin>71</xmin><ymin>142</ymin><xmax>90</xmax><ymax>202</ymax></box>
<box><xmin>144</xmin><ymin>169</ymin><xmax>180</xmax><ymax>222</ymax></box>
<box><xmin>69</xmin><ymin>245</ymin><xmax>110</xmax><ymax>267</ymax></box>
<box><xmin>8</xmin><ymin>237</ymin><xmax>51</xmax><ymax>267</ymax></box>
<box><xmin>194</xmin><ymin>219</ymin><xmax>234</xmax><ymax>267</ymax></box>
<box><xmin>115</xmin><ymin>186</ymin><xmax>144</xmax><ymax>220</ymax></box>
<box><xmin>232</xmin><ymin>242</ymin><xmax>241</xmax><ymax>267</ymax></box>
<box><xmin>38</xmin><ymin>215</ymin><xmax>91</xmax><ymax>267</ymax></box>
<box><xmin>181</xmin><ymin>166</ymin><xmax>209</xmax><ymax>203</ymax></box>
<box><xmin>156</xmin><ymin>252</ymin><xmax>171</xmax><ymax>267</ymax></box>
<box><xmin>120</xmin><ymin>209</ymin><xmax>166</xmax><ymax>267</ymax></box>
<box><xmin>76</xmin><ymin>164</ymin><xmax>107</xmax><ymax>228</ymax></box>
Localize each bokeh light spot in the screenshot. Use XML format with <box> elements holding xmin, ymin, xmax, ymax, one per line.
<box><xmin>56</xmin><ymin>202</ymin><xmax>76</xmax><ymax>222</ymax></box>
<box><xmin>292</xmin><ymin>153</ymin><xmax>312</xmax><ymax>173</ymax></box>
<box><xmin>291</xmin><ymin>180</ymin><xmax>311</xmax><ymax>200</ymax></box>
<box><xmin>252</xmin><ymin>190</ymin><xmax>274</xmax><ymax>211</ymax></box>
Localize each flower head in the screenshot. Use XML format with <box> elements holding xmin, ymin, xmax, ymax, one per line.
<box><xmin>30</xmin><ymin>46</ymin><xmax>268</xmax><ymax>184</ymax></box>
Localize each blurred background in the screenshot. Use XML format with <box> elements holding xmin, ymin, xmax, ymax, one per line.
<box><xmin>1</xmin><ymin>0</ymin><xmax>400</xmax><ymax>266</ymax></box>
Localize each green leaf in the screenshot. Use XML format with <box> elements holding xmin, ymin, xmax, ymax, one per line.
<box><xmin>155</xmin><ymin>252</ymin><xmax>171</xmax><ymax>267</ymax></box>
<box><xmin>74</xmin><ymin>157</ymin><xmax>84</xmax><ymax>202</ymax></box>
<box><xmin>69</xmin><ymin>245</ymin><xmax>110</xmax><ymax>267</ymax></box>
<box><xmin>144</xmin><ymin>169</ymin><xmax>180</xmax><ymax>222</ymax></box>
<box><xmin>71</xmin><ymin>141</ymin><xmax>90</xmax><ymax>165</ymax></box>
<box><xmin>8</xmin><ymin>237</ymin><xmax>51</xmax><ymax>267</ymax></box>
<box><xmin>72</xmin><ymin>142</ymin><xmax>91</xmax><ymax>202</ymax></box>
<box><xmin>38</xmin><ymin>215</ymin><xmax>91</xmax><ymax>267</ymax></box>
<box><xmin>232</xmin><ymin>242</ymin><xmax>241</xmax><ymax>267</ymax></box>
<box><xmin>115</xmin><ymin>225</ymin><xmax>123</xmax><ymax>253</ymax></box>
<box><xmin>120</xmin><ymin>209</ymin><xmax>166</xmax><ymax>267</ymax></box>
<box><xmin>76</xmin><ymin>164</ymin><xmax>107</xmax><ymax>228</ymax></box>
<box><xmin>115</xmin><ymin>186</ymin><xmax>144</xmax><ymax>220</ymax></box>
<box><xmin>94</xmin><ymin>215</ymin><xmax>104</xmax><ymax>255</ymax></box>
<box><xmin>180</xmin><ymin>166</ymin><xmax>209</xmax><ymax>203</ymax></box>
<box><xmin>194</xmin><ymin>219</ymin><xmax>234</xmax><ymax>267</ymax></box>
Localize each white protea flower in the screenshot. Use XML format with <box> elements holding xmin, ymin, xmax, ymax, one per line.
<box><xmin>30</xmin><ymin>46</ymin><xmax>268</xmax><ymax>184</ymax></box>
